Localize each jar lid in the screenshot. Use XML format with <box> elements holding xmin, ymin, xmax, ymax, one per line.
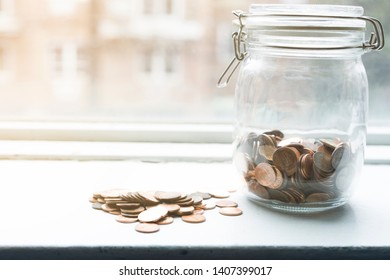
<box><xmin>243</xmin><ymin>4</ymin><xmax>366</xmax><ymax>30</ymax></box>
<box><xmin>217</xmin><ymin>4</ymin><xmax>384</xmax><ymax>87</ymax></box>
<box><xmin>249</xmin><ymin>4</ymin><xmax>363</xmax><ymax>17</ymax></box>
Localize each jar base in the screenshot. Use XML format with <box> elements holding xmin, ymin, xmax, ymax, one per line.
<box><xmin>247</xmin><ymin>193</ymin><xmax>348</xmax><ymax>214</ymax></box>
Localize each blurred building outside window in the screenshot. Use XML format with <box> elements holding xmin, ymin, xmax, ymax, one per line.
<box><xmin>0</xmin><ymin>0</ymin><xmax>387</xmax><ymax>142</ymax></box>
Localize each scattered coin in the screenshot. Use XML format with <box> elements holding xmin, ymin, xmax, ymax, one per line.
<box><xmin>178</xmin><ymin>206</ymin><xmax>195</xmax><ymax>216</ymax></box>
<box><xmin>157</xmin><ymin>216</ymin><xmax>174</xmax><ymax>225</ymax></box>
<box><xmin>91</xmin><ymin>188</ymin><xmax>241</xmax><ymax>234</ymax></box>
<box><xmin>138</xmin><ymin>205</ymin><xmax>168</xmax><ymax>223</ymax></box>
<box><xmin>216</xmin><ymin>200</ymin><xmax>238</xmax><ymax>208</ymax></box>
<box><xmin>203</xmin><ymin>201</ymin><xmax>216</xmax><ymax>210</ymax></box>
<box><xmin>115</xmin><ymin>215</ymin><xmax>138</xmax><ymax>224</ymax></box>
<box><xmin>219</xmin><ymin>207</ymin><xmax>243</xmax><ymax>216</ymax></box>
<box><xmin>193</xmin><ymin>209</ymin><xmax>204</xmax><ymax>215</ymax></box>
<box><xmin>135</xmin><ymin>223</ymin><xmax>160</xmax><ymax>233</ymax></box>
<box><xmin>161</xmin><ymin>204</ymin><xmax>180</xmax><ymax>214</ymax></box>
<box><xmin>208</xmin><ymin>190</ymin><xmax>230</xmax><ymax>199</ymax></box>
<box><xmin>92</xmin><ymin>202</ymin><xmax>103</xmax><ymax>210</ymax></box>
<box><xmin>191</xmin><ymin>192</ymin><xmax>212</xmax><ymax>200</ymax></box>
<box><xmin>154</xmin><ymin>191</ymin><xmax>182</xmax><ymax>202</ymax></box>
<box><xmin>181</xmin><ymin>214</ymin><xmax>206</xmax><ymax>223</ymax></box>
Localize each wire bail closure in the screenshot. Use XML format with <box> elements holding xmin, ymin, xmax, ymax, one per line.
<box><xmin>217</xmin><ymin>10</ymin><xmax>385</xmax><ymax>88</ymax></box>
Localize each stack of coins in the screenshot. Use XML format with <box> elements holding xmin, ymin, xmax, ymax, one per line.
<box><xmin>235</xmin><ymin>130</ymin><xmax>355</xmax><ymax>204</ymax></box>
<box><xmin>90</xmin><ymin>189</ymin><xmax>242</xmax><ymax>234</ymax></box>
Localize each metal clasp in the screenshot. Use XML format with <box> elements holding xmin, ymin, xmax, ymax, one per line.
<box><xmin>217</xmin><ymin>10</ymin><xmax>385</xmax><ymax>88</ymax></box>
<box><xmin>359</xmin><ymin>16</ymin><xmax>385</xmax><ymax>51</ymax></box>
<box><xmin>217</xmin><ymin>11</ymin><xmax>247</xmax><ymax>88</ymax></box>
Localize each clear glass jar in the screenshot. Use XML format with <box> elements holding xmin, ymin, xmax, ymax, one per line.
<box><xmin>227</xmin><ymin>4</ymin><xmax>384</xmax><ymax>213</ymax></box>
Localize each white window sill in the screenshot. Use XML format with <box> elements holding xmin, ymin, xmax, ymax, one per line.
<box><xmin>0</xmin><ymin>140</ymin><xmax>387</xmax><ymax>164</ymax></box>
<box><xmin>0</xmin><ymin>159</ymin><xmax>389</xmax><ymax>259</ymax></box>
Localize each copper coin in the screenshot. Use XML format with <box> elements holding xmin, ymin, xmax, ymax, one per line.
<box><xmin>157</xmin><ymin>216</ymin><xmax>174</xmax><ymax>225</ymax></box>
<box><xmin>177</xmin><ymin>198</ymin><xmax>194</xmax><ymax>207</ymax></box>
<box><xmin>191</xmin><ymin>196</ymin><xmax>203</xmax><ymax>205</ymax></box>
<box><xmin>286</xmin><ymin>143</ymin><xmax>305</xmax><ymax>155</ymax></box>
<box><xmin>193</xmin><ymin>209</ymin><xmax>204</xmax><ymax>215</ymax></box>
<box><xmin>116</xmin><ymin>215</ymin><xmax>138</xmax><ymax>223</ymax></box>
<box><xmin>331</xmin><ymin>142</ymin><xmax>351</xmax><ymax>169</ymax></box>
<box><xmin>121</xmin><ymin>213</ymin><xmax>140</xmax><ymax>218</ymax></box>
<box><xmin>313</xmin><ymin>151</ymin><xmax>333</xmax><ymax>173</ymax></box>
<box><xmin>248</xmin><ymin>180</ymin><xmax>270</xmax><ymax>199</ymax></box>
<box><xmin>254</xmin><ymin>162</ymin><xmax>276</xmax><ymax>187</ymax></box>
<box><xmin>269</xmin><ymin>167</ymin><xmax>284</xmax><ymax>189</ymax></box>
<box><xmin>209</xmin><ymin>190</ymin><xmax>230</xmax><ymax>199</ymax></box>
<box><xmin>219</xmin><ymin>207</ymin><xmax>243</xmax><ymax>216</ymax></box>
<box><xmin>101</xmin><ymin>204</ymin><xmax>119</xmax><ymax>212</ymax></box>
<box><xmin>258</xmin><ymin>144</ymin><xmax>276</xmax><ymax>161</ymax></box>
<box><xmin>138</xmin><ymin>191</ymin><xmax>160</xmax><ymax>205</ymax></box>
<box><xmin>272</xmin><ymin>147</ymin><xmax>300</xmax><ymax>176</ymax></box>
<box><xmin>92</xmin><ymin>202</ymin><xmax>103</xmax><ymax>210</ymax></box>
<box><xmin>306</xmin><ymin>193</ymin><xmax>331</xmax><ymax>202</ymax></box>
<box><xmin>154</xmin><ymin>191</ymin><xmax>182</xmax><ymax>202</ymax></box>
<box><xmin>178</xmin><ymin>206</ymin><xmax>195</xmax><ymax>216</ymax></box>
<box><xmin>181</xmin><ymin>214</ymin><xmax>206</xmax><ymax>223</ymax></box>
<box><xmin>190</xmin><ymin>192</ymin><xmax>212</xmax><ymax>200</ymax></box>
<box><xmin>89</xmin><ymin>197</ymin><xmax>97</xmax><ymax>203</ymax></box>
<box><xmin>299</xmin><ymin>153</ymin><xmax>314</xmax><ymax>180</ymax></box>
<box><xmin>255</xmin><ymin>134</ymin><xmax>275</xmax><ymax>147</ymax></box>
<box><xmin>216</xmin><ymin>200</ymin><xmax>238</xmax><ymax>208</ymax></box>
<box><xmin>135</xmin><ymin>223</ymin><xmax>160</xmax><ymax>233</ymax></box>
<box><xmin>108</xmin><ymin>211</ymin><xmax>121</xmax><ymax>215</ymax></box>
<box><xmin>138</xmin><ymin>205</ymin><xmax>168</xmax><ymax>223</ymax></box>
<box><xmin>162</xmin><ymin>204</ymin><xmax>180</xmax><ymax>213</ymax></box>
<box><xmin>175</xmin><ymin>196</ymin><xmax>193</xmax><ymax>203</ymax></box>
<box><xmin>203</xmin><ymin>201</ymin><xmax>216</xmax><ymax>210</ymax></box>
<box><xmin>116</xmin><ymin>202</ymin><xmax>141</xmax><ymax>209</ymax></box>
<box><xmin>120</xmin><ymin>206</ymin><xmax>145</xmax><ymax>214</ymax></box>
<box><xmin>268</xmin><ymin>189</ymin><xmax>290</xmax><ymax>203</ymax></box>
<box><xmin>100</xmin><ymin>188</ymin><xmax>128</xmax><ymax>199</ymax></box>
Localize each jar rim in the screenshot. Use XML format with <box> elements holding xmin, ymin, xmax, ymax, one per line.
<box><xmin>249</xmin><ymin>4</ymin><xmax>364</xmax><ymax>17</ymax></box>
<box><xmin>242</xmin><ymin>4</ymin><xmax>366</xmax><ymax>30</ymax></box>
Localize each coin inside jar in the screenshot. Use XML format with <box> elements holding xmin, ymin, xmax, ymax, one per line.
<box><xmin>254</xmin><ymin>162</ymin><xmax>276</xmax><ymax>187</ymax></box>
<box><xmin>272</xmin><ymin>147</ymin><xmax>300</xmax><ymax>176</ymax></box>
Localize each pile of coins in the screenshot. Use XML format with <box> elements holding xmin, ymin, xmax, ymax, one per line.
<box><xmin>90</xmin><ymin>189</ymin><xmax>242</xmax><ymax>234</ymax></box>
<box><xmin>235</xmin><ymin>130</ymin><xmax>355</xmax><ymax>204</ymax></box>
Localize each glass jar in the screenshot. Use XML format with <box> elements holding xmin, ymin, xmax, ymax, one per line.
<box><xmin>221</xmin><ymin>4</ymin><xmax>384</xmax><ymax>213</ymax></box>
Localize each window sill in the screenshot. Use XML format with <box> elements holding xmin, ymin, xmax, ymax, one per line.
<box><xmin>0</xmin><ymin>160</ymin><xmax>389</xmax><ymax>259</ymax></box>
<box><xmin>0</xmin><ymin>140</ymin><xmax>388</xmax><ymax>164</ymax></box>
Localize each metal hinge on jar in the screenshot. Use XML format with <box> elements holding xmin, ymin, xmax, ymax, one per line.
<box><xmin>217</xmin><ymin>10</ymin><xmax>385</xmax><ymax>88</ymax></box>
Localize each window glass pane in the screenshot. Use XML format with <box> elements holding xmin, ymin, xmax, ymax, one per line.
<box><xmin>0</xmin><ymin>0</ymin><xmax>388</xmax><ymax>126</ymax></box>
